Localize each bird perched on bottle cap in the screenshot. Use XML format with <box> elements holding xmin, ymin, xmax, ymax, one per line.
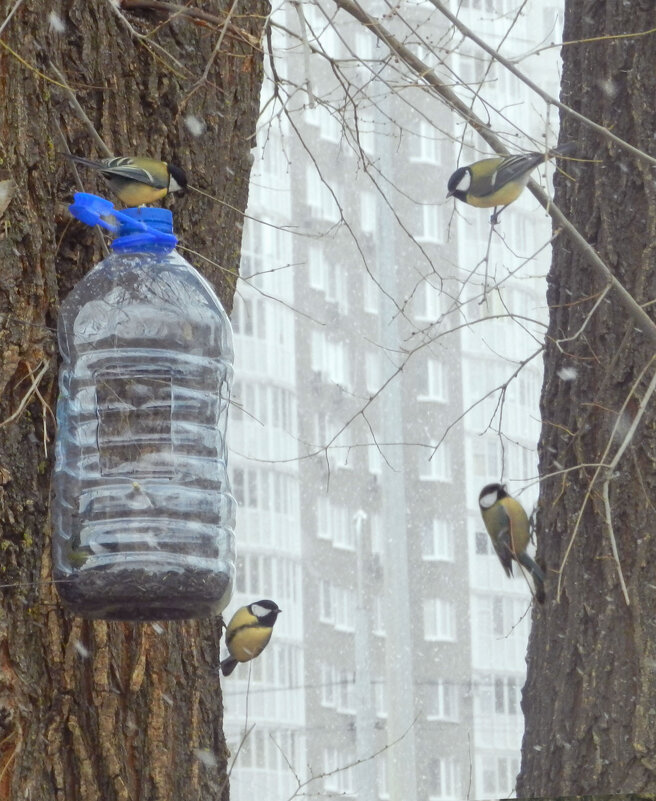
<box><xmin>478</xmin><ymin>483</ymin><xmax>545</xmax><ymax>603</ymax></box>
<box><xmin>447</xmin><ymin>142</ymin><xmax>575</xmax><ymax>223</ymax></box>
<box><xmin>65</xmin><ymin>154</ymin><xmax>187</xmax><ymax>206</ymax></box>
<box><xmin>220</xmin><ymin>599</ymin><xmax>282</xmax><ymax>677</ymax></box>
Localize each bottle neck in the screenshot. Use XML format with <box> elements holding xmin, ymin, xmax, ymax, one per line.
<box><xmin>112</xmin><ymin>207</ymin><xmax>177</xmax><ymax>252</ymax></box>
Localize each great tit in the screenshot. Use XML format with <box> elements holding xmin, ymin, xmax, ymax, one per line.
<box><xmin>478</xmin><ymin>483</ymin><xmax>545</xmax><ymax>603</ymax></box>
<box><xmin>65</xmin><ymin>154</ymin><xmax>187</xmax><ymax>206</ymax></box>
<box><xmin>220</xmin><ymin>599</ymin><xmax>282</xmax><ymax>677</ymax></box>
<box><xmin>446</xmin><ymin>142</ymin><xmax>575</xmax><ymax>222</ymax></box>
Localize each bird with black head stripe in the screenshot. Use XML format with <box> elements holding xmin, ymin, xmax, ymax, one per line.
<box><xmin>447</xmin><ymin>142</ymin><xmax>575</xmax><ymax>223</ymax></box>
<box><xmin>65</xmin><ymin>154</ymin><xmax>187</xmax><ymax>206</ymax></box>
<box><xmin>478</xmin><ymin>483</ymin><xmax>545</xmax><ymax>603</ymax></box>
<box><xmin>220</xmin><ymin>599</ymin><xmax>282</xmax><ymax>677</ymax></box>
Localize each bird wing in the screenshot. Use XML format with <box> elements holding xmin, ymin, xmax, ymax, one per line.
<box><xmin>228</xmin><ymin>624</ymin><xmax>273</xmax><ymax>661</ymax></box>
<box><xmin>499</xmin><ymin>496</ymin><xmax>530</xmax><ymax>557</ymax></box>
<box><xmin>225</xmin><ymin>606</ymin><xmax>257</xmax><ymax>648</ymax></box>
<box><xmin>98</xmin><ymin>157</ymin><xmax>168</xmax><ymax>189</ymax></box>
<box><xmin>499</xmin><ymin>497</ymin><xmax>545</xmax><ymax>602</ymax></box>
<box><xmin>483</xmin><ymin>503</ymin><xmax>515</xmax><ymax>576</ymax></box>
<box><xmin>484</xmin><ymin>153</ymin><xmax>545</xmax><ymax>195</ymax></box>
<box><xmin>67</xmin><ymin>155</ymin><xmax>168</xmax><ymax>189</ymax></box>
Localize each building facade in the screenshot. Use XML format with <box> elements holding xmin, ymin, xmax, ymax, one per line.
<box><xmin>223</xmin><ymin>1</ymin><xmax>563</xmax><ymax>798</ymax></box>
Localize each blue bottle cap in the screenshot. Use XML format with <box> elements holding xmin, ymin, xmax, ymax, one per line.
<box><xmin>68</xmin><ymin>192</ymin><xmax>178</xmax><ymax>251</ymax></box>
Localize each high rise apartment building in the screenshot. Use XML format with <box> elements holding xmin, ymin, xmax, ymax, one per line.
<box><xmin>223</xmin><ymin>2</ymin><xmax>562</xmax><ymax>799</ymax></box>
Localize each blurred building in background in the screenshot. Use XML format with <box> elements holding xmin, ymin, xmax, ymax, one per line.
<box><xmin>223</xmin><ymin>1</ymin><xmax>563</xmax><ymax>798</ymax></box>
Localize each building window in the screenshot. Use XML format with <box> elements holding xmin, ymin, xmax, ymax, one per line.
<box><xmin>417</xmin><ymin>359</ymin><xmax>448</xmax><ymax>402</ymax></box>
<box><xmin>308</xmin><ymin>245</ymin><xmax>348</xmax><ymax>312</ymax></box>
<box><xmin>316</xmin><ymin>497</ymin><xmax>354</xmax><ymax>545</ymax></box>
<box><xmin>482</xmin><ymin>756</ymin><xmax>496</xmax><ymax>794</ymax></box>
<box><xmin>320</xmin><ymin>580</ymin><xmax>333</xmax><ymax>623</ymax></box>
<box><xmin>417</xmin><ymin>204</ymin><xmax>445</xmax><ymax>244</ymax></box>
<box><xmin>492</xmin><ymin>675</ymin><xmax>521</xmax><ymax>715</ymax></box>
<box><xmin>361</xmin><ymin>261</ymin><xmax>380</xmax><ymax>314</ymax></box>
<box><xmin>374</xmin><ymin>676</ymin><xmax>387</xmax><ymax>718</ymax></box>
<box><xmin>359</xmin><ymin>123</ymin><xmax>376</xmax><ymax>156</ymax></box>
<box><xmin>305</xmin><ymin>165</ymin><xmax>339</xmax><ymax>222</ymax></box>
<box><xmin>321</xmin><ymin>663</ymin><xmax>336</xmax><ymax>707</ymax></box>
<box><xmin>360</xmin><ymin>191</ymin><xmax>377</xmax><ymax>233</ymax></box>
<box><xmin>478</xmin><ymin>752</ymin><xmax>519</xmax><ymax>797</ymax></box>
<box><xmin>426</xmin><ymin>680</ymin><xmax>459</xmax><ymax>721</ymax></box>
<box><xmin>409</xmin><ymin>119</ymin><xmax>439</xmax><ymax>164</ymax></box>
<box><xmin>303</xmin><ymin>3</ymin><xmax>340</xmax><ymax>58</ymax></box>
<box><xmin>472</xmin><ymin>437</ymin><xmax>502</xmax><ymax>479</ymax></box>
<box><xmin>323</xmin><ymin>748</ymin><xmax>339</xmax><ymax>790</ymax></box>
<box><xmin>367</xmin><ymin>438</ymin><xmax>382</xmax><ymax>475</ymax></box>
<box><xmin>507</xmin><ymin>677</ymin><xmax>518</xmax><ymax>714</ymax></box>
<box><xmin>231</xmin><ymin>296</ymin><xmax>254</xmax><ymax>336</ymax></box>
<box><xmin>330</xmin><ymin>429</ymin><xmax>354</xmax><ymax>472</ymax></box>
<box><xmin>419</xmin><ymin>443</ymin><xmax>452</xmax><ymax>482</ymax></box>
<box><xmin>422</xmin><ymin>519</ymin><xmax>454</xmax><ymax>561</ymax></box>
<box><xmin>377</xmin><ymin>756</ymin><xmax>389</xmax><ymax>799</ymax></box>
<box><xmin>494</xmin><ymin>677</ymin><xmax>505</xmax><ymax>713</ymax></box>
<box><xmin>414</xmin><ymin>280</ymin><xmax>443</xmax><ymax>321</ymax></box>
<box><xmin>325</xmin><ymin>262</ymin><xmax>348</xmax><ymax>313</ymax></box>
<box><xmin>307</xmin><ymin>243</ymin><xmax>325</xmax><ymax>290</ymax></box>
<box><xmin>311</xmin><ymin>330</ymin><xmax>350</xmax><ymax>388</ymax></box>
<box><xmin>316</xmin><ymin>496</ymin><xmax>331</xmax><ymax>540</ymax></box>
<box><xmin>493</xmin><ymin>596</ymin><xmax>504</xmax><ymax>636</ymax></box>
<box><xmin>428</xmin><ymin>757</ymin><xmax>460</xmax><ymax>800</ymax></box>
<box><xmin>336</xmin><ymin>670</ymin><xmax>356</xmax><ymax>714</ymax></box>
<box><xmin>320</xmin><ymin>107</ymin><xmax>342</xmax><ymax>143</ymax></box>
<box><xmin>365</xmin><ymin>350</ymin><xmax>382</xmax><ymax>395</ymax></box>
<box><xmin>423</xmin><ymin>598</ymin><xmax>456</xmax><ymax>641</ymax></box>
<box><xmin>363</xmin><ymin>269</ymin><xmax>379</xmax><ymax>314</ymax></box>
<box><xmin>333</xmin><ymin>509</ymin><xmax>355</xmax><ymax>548</ymax></box>
<box><xmin>232</xmin><ymin>467</ymin><xmax>244</xmax><ymax>505</ymax></box>
<box><xmin>373</xmin><ymin>594</ymin><xmax>386</xmax><ymax>636</ymax></box>
<box><xmin>334</xmin><ymin>586</ymin><xmax>355</xmax><ymax>631</ymax></box>
<box><xmin>370</xmin><ymin>514</ymin><xmax>383</xmax><ymax>555</ymax></box>
<box><xmin>323</xmin><ymin>748</ymin><xmax>354</xmax><ymax>792</ymax></box>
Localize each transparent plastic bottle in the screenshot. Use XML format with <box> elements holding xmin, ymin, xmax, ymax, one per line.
<box><xmin>53</xmin><ymin>200</ymin><xmax>235</xmax><ymax>620</ymax></box>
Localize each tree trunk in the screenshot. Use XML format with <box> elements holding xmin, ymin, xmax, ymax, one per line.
<box><xmin>0</xmin><ymin>2</ymin><xmax>266</xmax><ymax>798</ymax></box>
<box><xmin>519</xmin><ymin>1</ymin><xmax>656</xmax><ymax>795</ymax></box>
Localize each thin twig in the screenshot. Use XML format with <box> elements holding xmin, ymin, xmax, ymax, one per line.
<box><xmin>119</xmin><ymin>0</ymin><xmax>261</xmax><ymax>48</ymax></box>
<box><xmin>557</xmin><ymin>357</ymin><xmax>656</xmax><ymax>600</ymax></box>
<box><xmin>427</xmin><ymin>0</ymin><xmax>656</xmax><ymax>167</ymax></box>
<box><xmin>330</xmin><ymin>0</ymin><xmax>656</xmax><ymax>351</ymax></box>
<box><xmin>0</xmin><ymin>0</ymin><xmax>26</xmax><ymax>37</ymax></box>
<box><xmin>197</xmin><ymin>0</ymin><xmax>240</xmax><ymax>85</ymax></box>
<box><xmin>50</xmin><ymin>63</ymin><xmax>112</xmax><ymax>157</ymax></box>
<box><xmin>0</xmin><ymin>360</ymin><xmax>49</xmax><ymax>430</ymax></box>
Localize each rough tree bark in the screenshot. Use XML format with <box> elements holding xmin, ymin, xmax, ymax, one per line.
<box><xmin>0</xmin><ymin>2</ymin><xmax>266</xmax><ymax>799</ymax></box>
<box><xmin>519</xmin><ymin>1</ymin><xmax>656</xmax><ymax>795</ymax></box>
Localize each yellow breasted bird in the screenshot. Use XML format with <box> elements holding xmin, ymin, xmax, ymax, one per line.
<box><xmin>446</xmin><ymin>142</ymin><xmax>575</xmax><ymax>222</ymax></box>
<box><xmin>65</xmin><ymin>154</ymin><xmax>187</xmax><ymax>206</ymax></box>
<box><xmin>478</xmin><ymin>483</ymin><xmax>545</xmax><ymax>603</ymax></box>
<box><xmin>220</xmin><ymin>599</ymin><xmax>282</xmax><ymax>677</ymax></box>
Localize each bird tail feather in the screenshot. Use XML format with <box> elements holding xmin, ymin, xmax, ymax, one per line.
<box><xmin>63</xmin><ymin>153</ymin><xmax>104</xmax><ymax>169</ymax></box>
<box><xmin>517</xmin><ymin>551</ymin><xmax>546</xmax><ymax>604</ymax></box>
<box><xmin>220</xmin><ymin>656</ymin><xmax>238</xmax><ymax>677</ymax></box>
<box><xmin>548</xmin><ymin>141</ymin><xmax>576</xmax><ymax>158</ymax></box>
